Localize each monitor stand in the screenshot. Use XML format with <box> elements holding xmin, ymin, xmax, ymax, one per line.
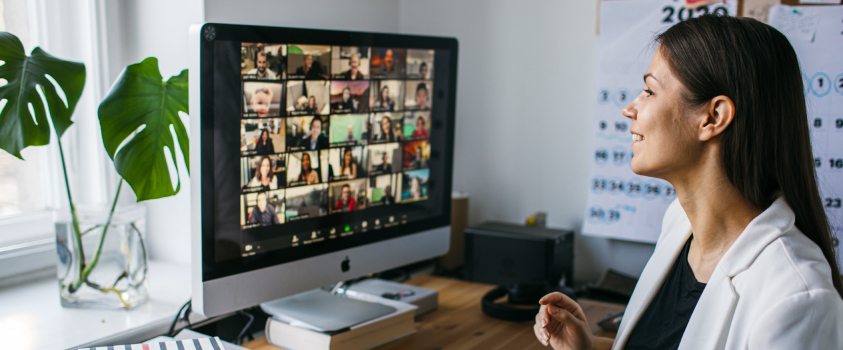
<box><xmin>260</xmin><ymin>288</ymin><xmax>397</xmax><ymax>333</ymax></box>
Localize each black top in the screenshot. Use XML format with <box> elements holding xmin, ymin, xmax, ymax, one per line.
<box><xmin>625</xmin><ymin>236</ymin><xmax>706</xmax><ymax>350</ymax></box>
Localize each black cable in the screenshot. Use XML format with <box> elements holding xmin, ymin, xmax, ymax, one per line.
<box><xmin>168</xmin><ymin>299</ymin><xmax>192</xmax><ymax>337</ymax></box>
<box><xmin>236</xmin><ymin>310</ymin><xmax>255</xmax><ymax>345</ymax></box>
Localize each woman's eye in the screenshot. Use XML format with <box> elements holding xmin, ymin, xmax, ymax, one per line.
<box><xmin>643</xmin><ymin>88</ymin><xmax>654</xmax><ymax>96</ymax></box>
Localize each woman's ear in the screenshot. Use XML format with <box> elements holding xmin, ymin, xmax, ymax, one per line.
<box><xmin>699</xmin><ymin>95</ymin><xmax>734</xmax><ymax>141</ymax></box>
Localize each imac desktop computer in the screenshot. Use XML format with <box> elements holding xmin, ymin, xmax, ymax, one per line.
<box><xmin>189</xmin><ymin>23</ymin><xmax>458</xmax><ymax>318</ymax></box>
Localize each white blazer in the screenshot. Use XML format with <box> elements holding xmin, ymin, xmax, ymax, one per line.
<box><xmin>612</xmin><ymin>196</ymin><xmax>843</xmax><ymax>350</ymax></box>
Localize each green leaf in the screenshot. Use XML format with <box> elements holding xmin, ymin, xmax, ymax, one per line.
<box><xmin>98</xmin><ymin>57</ymin><xmax>189</xmax><ymax>201</ymax></box>
<box><xmin>0</xmin><ymin>32</ymin><xmax>85</xmax><ymax>159</ymax></box>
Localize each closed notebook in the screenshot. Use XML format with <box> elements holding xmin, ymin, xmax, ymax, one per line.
<box><xmin>266</xmin><ymin>290</ymin><xmax>417</xmax><ymax>350</ymax></box>
<box><xmin>75</xmin><ymin>336</ymin><xmax>226</xmax><ymax>350</ymax></box>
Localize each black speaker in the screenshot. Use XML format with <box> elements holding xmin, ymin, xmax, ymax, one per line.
<box><xmin>464</xmin><ymin>222</ymin><xmax>575</xmax><ymax>321</ymax></box>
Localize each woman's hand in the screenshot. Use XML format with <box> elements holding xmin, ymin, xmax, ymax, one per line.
<box><xmin>533</xmin><ymin>292</ymin><xmax>593</xmax><ymax>349</ymax></box>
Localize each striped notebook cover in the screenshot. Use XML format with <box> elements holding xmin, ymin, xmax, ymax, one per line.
<box><xmin>76</xmin><ymin>336</ymin><xmax>225</xmax><ymax>350</ymax></box>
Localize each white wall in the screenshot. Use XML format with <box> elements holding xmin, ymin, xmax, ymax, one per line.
<box><xmin>397</xmin><ymin>0</ymin><xmax>655</xmax><ymax>282</ymax></box>
<box><xmin>104</xmin><ymin>0</ymin><xmax>204</xmax><ymax>265</ymax></box>
<box><xmin>110</xmin><ymin>0</ymin><xmax>656</xmax><ymax>281</ymax></box>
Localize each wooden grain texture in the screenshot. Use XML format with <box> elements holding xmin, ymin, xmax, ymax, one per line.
<box><xmin>243</xmin><ymin>276</ymin><xmax>624</xmax><ymax>350</ymax></box>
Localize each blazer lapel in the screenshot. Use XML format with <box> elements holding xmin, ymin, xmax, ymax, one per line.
<box><xmin>678</xmin><ymin>267</ymin><xmax>737</xmax><ymax>350</ymax></box>
<box><xmin>677</xmin><ymin>196</ymin><xmax>794</xmax><ymax>349</ymax></box>
<box><xmin>612</xmin><ymin>216</ymin><xmax>692</xmax><ymax>349</ymax></box>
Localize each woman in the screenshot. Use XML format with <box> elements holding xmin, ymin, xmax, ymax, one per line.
<box><xmin>247</xmin><ymin>156</ymin><xmax>277</xmax><ymax>191</ymax></box>
<box><xmin>374</xmin><ymin>85</ymin><xmax>395</xmax><ymax>111</ymax></box>
<box><xmin>374</xmin><ymin>116</ymin><xmax>399</xmax><ymax>142</ymax></box>
<box><xmin>411</xmin><ymin>116</ymin><xmax>427</xmax><ymax>139</ymax></box>
<box><xmin>255</xmin><ymin>128</ymin><xmax>275</xmax><ymax>155</ymax></box>
<box><xmin>296</xmin><ymin>153</ymin><xmax>319</xmax><ymax>185</ymax></box>
<box><xmin>409</xmin><ymin>177</ymin><xmax>422</xmax><ymax>200</ymax></box>
<box><xmin>534</xmin><ymin>15</ymin><xmax>843</xmax><ymax>350</ymax></box>
<box><xmin>340</xmin><ymin>147</ymin><xmax>357</xmax><ymax>179</ymax></box>
<box><xmin>304</xmin><ymin>96</ymin><xmax>319</xmax><ymax>115</ymax></box>
<box><xmin>334</xmin><ymin>86</ymin><xmax>356</xmax><ymax>112</ymax></box>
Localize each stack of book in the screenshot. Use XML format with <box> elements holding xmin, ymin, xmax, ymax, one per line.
<box><xmin>265</xmin><ymin>290</ymin><xmax>417</xmax><ymax>350</ymax></box>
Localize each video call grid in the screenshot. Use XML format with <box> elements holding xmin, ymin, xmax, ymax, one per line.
<box><xmin>239</xmin><ymin>44</ymin><xmax>434</xmax><ymax>229</ymax></box>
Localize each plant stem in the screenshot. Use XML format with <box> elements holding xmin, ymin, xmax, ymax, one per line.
<box><xmin>80</xmin><ymin>179</ymin><xmax>123</xmax><ymax>283</ymax></box>
<box><xmin>57</xmin><ymin>139</ymin><xmax>86</xmax><ymax>292</ymax></box>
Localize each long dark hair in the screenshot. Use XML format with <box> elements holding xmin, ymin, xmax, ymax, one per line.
<box><xmin>657</xmin><ymin>15</ymin><xmax>843</xmax><ymax>298</ymax></box>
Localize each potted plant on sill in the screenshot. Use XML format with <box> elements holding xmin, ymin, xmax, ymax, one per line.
<box><xmin>0</xmin><ymin>32</ymin><xmax>189</xmax><ymax>308</ymax></box>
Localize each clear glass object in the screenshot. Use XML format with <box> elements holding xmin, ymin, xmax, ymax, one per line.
<box><xmin>55</xmin><ymin>205</ymin><xmax>149</xmax><ymax>309</ymax></box>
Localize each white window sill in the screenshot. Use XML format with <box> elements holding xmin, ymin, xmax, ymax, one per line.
<box><xmin>0</xmin><ymin>260</ymin><xmax>203</xmax><ymax>350</ymax></box>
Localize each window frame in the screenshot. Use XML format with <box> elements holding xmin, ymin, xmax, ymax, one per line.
<box><xmin>0</xmin><ymin>0</ymin><xmax>122</xmax><ymax>284</ymax></box>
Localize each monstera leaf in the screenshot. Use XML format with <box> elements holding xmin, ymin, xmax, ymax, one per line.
<box><xmin>0</xmin><ymin>32</ymin><xmax>85</xmax><ymax>159</ymax></box>
<box><xmin>98</xmin><ymin>57</ymin><xmax>189</xmax><ymax>201</ymax></box>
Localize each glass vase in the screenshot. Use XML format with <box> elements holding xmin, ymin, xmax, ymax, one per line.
<box><xmin>54</xmin><ymin>205</ymin><xmax>149</xmax><ymax>309</ymax></box>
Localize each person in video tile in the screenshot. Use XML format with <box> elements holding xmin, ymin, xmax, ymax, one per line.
<box><xmin>415</xmin><ymin>82</ymin><xmax>429</xmax><ymax>110</ymax></box>
<box><xmin>373</xmin><ymin>116</ymin><xmax>400</xmax><ymax>142</ymax></box>
<box><xmin>248</xmin><ymin>191</ymin><xmax>280</xmax><ymax>226</ymax></box>
<box><xmin>375</xmin><ymin>152</ymin><xmax>392</xmax><ymax>173</ymax></box>
<box><xmin>334</xmin><ymin>86</ymin><xmax>356</xmax><ymax>112</ymax></box>
<box><xmin>373</xmin><ymin>49</ymin><xmax>404</xmax><ymax>79</ymax></box>
<box><xmin>248</xmin><ymin>156</ymin><xmax>278</xmax><ymax>191</ymax></box>
<box><xmin>374</xmin><ymin>85</ymin><xmax>395</xmax><ymax>111</ymax></box>
<box><xmin>411</xmin><ymin>116</ymin><xmax>428</xmax><ymax>139</ymax></box>
<box><xmin>409</xmin><ymin>177</ymin><xmax>422</xmax><ymax>200</ymax></box>
<box><xmin>304</xmin><ymin>96</ymin><xmax>319</xmax><ymax>115</ymax></box>
<box><xmin>381</xmin><ymin>184</ymin><xmax>395</xmax><ymax>205</ymax></box>
<box><xmin>340</xmin><ymin>147</ymin><xmax>358</xmax><ymax>179</ymax></box>
<box><xmin>333</xmin><ymin>184</ymin><xmax>358</xmax><ymax>212</ymax></box>
<box><xmin>340</xmin><ymin>53</ymin><xmax>364</xmax><ymax>80</ymax></box>
<box><xmin>248</xmin><ymin>51</ymin><xmax>277</xmax><ymax>80</ymax></box>
<box><xmin>295</xmin><ymin>153</ymin><xmax>319</xmax><ymax>185</ymax></box>
<box><xmin>249</xmin><ymin>87</ymin><xmax>273</xmax><ymax>117</ymax></box>
<box><xmin>295</xmin><ymin>54</ymin><xmax>326</xmax><ymax>79</ymax></box>
<box><xmin>300</xmin><ymin>117</ymin><xmax>329</xmax><ymax>150</ymax></box>
<box><xmin>255</xmin><ymin>128</ymin><xmax>276</xmax><ymax>155</ymax></box>
<box><xmin>418</xmin><ymin>62</ymin><xmax>428</xmax><ymax>80</ymax></box>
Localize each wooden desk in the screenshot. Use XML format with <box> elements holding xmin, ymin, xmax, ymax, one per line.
<box><xmin>243</xmin><ymin>276</ymin><xmax>625</xmax><ymax>350</ymax></box>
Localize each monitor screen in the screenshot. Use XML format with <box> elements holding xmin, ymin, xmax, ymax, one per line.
<box><xmin>197</xmin><ymin>25</ymin><xmax>456</xmax><ymax>282</ymax></box>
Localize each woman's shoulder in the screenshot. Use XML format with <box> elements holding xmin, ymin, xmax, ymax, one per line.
<box><xmin>740</xmin><ymin>228</ymin><xmax>838</xmax><ymax>295</ymax></box>
<box><xmin>656</xmin><ymin>198</ymin><xmax>690</xmax><ymax>245</ymax></box>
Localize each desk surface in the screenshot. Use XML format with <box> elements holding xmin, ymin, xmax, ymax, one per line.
<box><xmin>243</xmin><ymin>275</ymin><xmax>625</xmax><ymax>350</ymax></box>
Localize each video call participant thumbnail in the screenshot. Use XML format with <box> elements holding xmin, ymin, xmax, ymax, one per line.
<box><xmin>285</xmin><ymin>184</ymin><xmax>329</xmax><ymax>221</ymax></box>
<box><xmin>241</xmin><ymin>118</ymin><xmax>285</xmax><ymax>156</ymax></box>
<box><xmin>371</xmin><ymin>48</ymin><xmax>406</xmax><ymax>79</ymax></box>
<box><xmin>241</xmin><ymin>43</ymin><xmax>286</xmax><ymax>80</ymax></box>
<box><xmin>286</xmin><ymin>81</ymin><xmax>330</xmax><ymax>116</ymax></box>
<box><xmin>329</xmin><ymin>114</ymin><xmax>368</xmax><ymax>147</ymax></box>
<box><xmin>241</xmin><ymin>155</ymin><xmax>285</xmax><ymax>192</ymax></box>
<box><xmin>400</xmin><ymin>169</ymin><xmax>429</xmax><ymax>203</ymax></box>
<box><xmin>331</xmin><ymin>47</ymin><xmax>369</xmax><ymax>80</ymax></box>
<box><xmin>329</xmin><ymin>179</ymin><xmax>367</xmax><ymax>214</ymax></box>
<box><xmin>328</xmin><ymin>146</ymin><xmax>366</xmax><ymax>181</ymax></box>
<box><xmin>404</xmin><ymin>111</ymin><xmax>430</xmax><ymax>140</ymax></box>
<box><xmin>367</xmin><ymin>174</ymin><xmax>398</xmax><ymax>207</ymax></box>
<box><xmin>404</xmin><ymin>80</ymin><xmax>432</xmax><ymax>110</ymax></box>
<box><xmin>406</xmin><ymin>49</ymin><xmax>434</xmax><ymax>80</ymax></box>
<box><xmin>287</xmin><ymin>45</ymin><xmax>331</xmax><ymax>79</ymax></box>
<box><xmin>330</xmin><ymin>81</ymin><xmax>370</xmax><ymax>113</ymax></box>
<box><xmin>370</xmin><ymin>80</ymin><xmax>404</xmax><ymax>112</ymax></box>
<box><xmin>368</xmin><ymin>143</ymin><xmax>401</xmax><ymax>176</ymax></box>
<box><xmin>241</xmin><ymin>189</ymin><xmax>285</xmax><ymax>227</ymax></box>
<box><xmin>370</xmin><ymin>113</ymin><xmax>403</xmax><ymax>144</ymax></box>
<box><xmin>403</xmin><ymin>140</ymin><xmax>430</xmax><ymax>171</ymax></box>
<box><xmin>285</xmin><ymin>116</ymin><xmax>329</xmax><ymax>151</ymax></box>
<box><xmin>287</xmin><ymin>150</ymin><xmax>328</xmax><ymax>187</ymax></box>
<box><xmin>243</xmin><ymin>82</ymin><xmax>284</xmax><ymax>117</ymax></box>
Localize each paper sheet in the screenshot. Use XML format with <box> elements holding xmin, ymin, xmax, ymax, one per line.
<box><xmin>742</xmin><ymin>0</ymin><xmax>781</xmax><ymax>23</ymax></box>
<box><xmin>769</xmin><ymin>4</ymin><xmax>843</xmax><ymax>269</ymax></box>
<box><xmin>582</xmin><ymin>0</ymin><xmax>737</xmax><ymax>243</ymax></box>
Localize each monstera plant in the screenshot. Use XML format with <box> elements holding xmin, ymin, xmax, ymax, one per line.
<box><xmin>0</xmin><ymin>31</ymin><xmax>189</xmax><ymax>308</ymax></box>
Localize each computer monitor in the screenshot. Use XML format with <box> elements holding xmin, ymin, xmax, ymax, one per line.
<box><xmin>189</xmin><ymin>24</ymin><xmax>458</xmax><ymax>317</ymax></box>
